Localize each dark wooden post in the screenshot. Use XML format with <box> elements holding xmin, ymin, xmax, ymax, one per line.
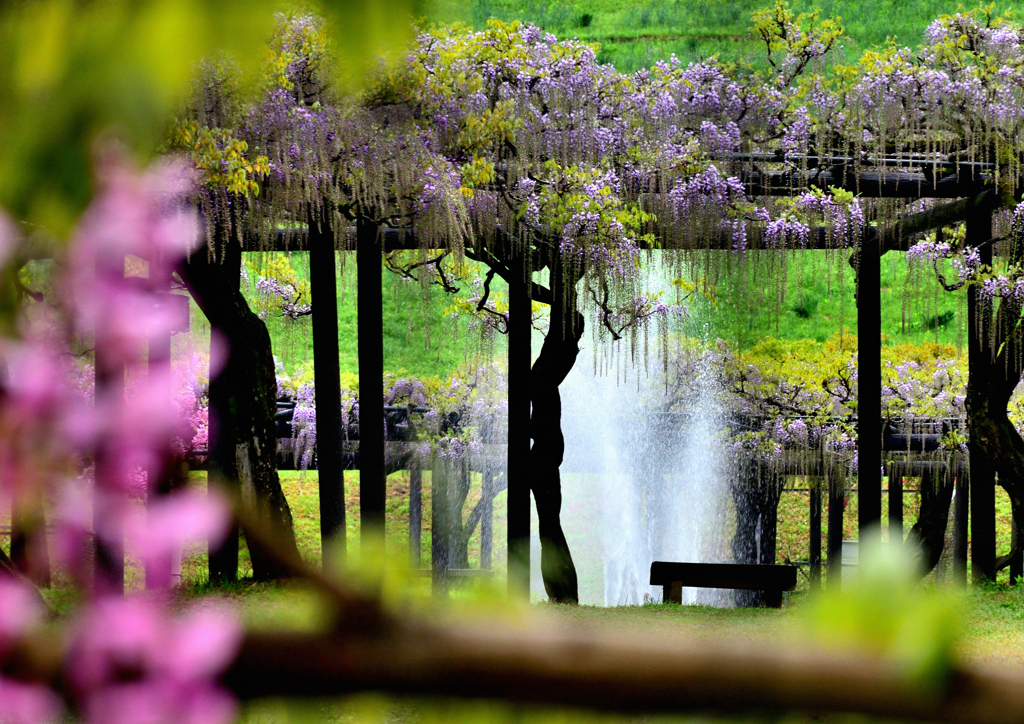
<box><xmin>857</xmin><ymin>235</ymin><xmax>882</xmax><ymax>547</ymax></box>
<box><xmin>1012</xmin><ymin>518</ymin><xmax>1023</xmax><ymax>585</ymax></box>
<box><xmin>888</xmin><ymin>463</ymin><xmax>903</xmax><ymax>548</ymax></box>
<box><xmin>809</xmin><ymin>478</ymin><xmax>822</xmax><ymax>590</ymax></box>
<box><xmin>827</xmin><ymin>472</ymin><xmax>844</xmax><ymax>589</ymax></box>
<box><xmin>481</xmin><ymin>470</ymin><xmax>494</xmax><ymax>570</ymax></box>
<box><xmin>507</xmin><ymin>253</ymin><xmax>532</xmax><ymax>597</ymax></box>
<box><xmin>431</xmin><ymin>456</ymin><xmax>452</xmax><ymax>595</ymax></box>
<box><xmin>409</xmin><ymin>466</ymin><xmax>422</xmax><ymax>568</ymax></box>
<box><xmin>953</xmin><ymin>462</ymin><xmax>968</xmax><ymax>585</ymax></box>
<box><xmin>968</xmin><ymin>210</ymin><xmax>996</xmax><ymax>583</ymax></box>
<box><xmin>94</xmin><ymin>254</ymin><xmax>125</xmax><ymax>595</ymax></box>
<box><xmin>357</xmin><ymin>219</ymin><xmax>386</xmax><ymax>543</ymax></box>
<box><xmin>145</xmin><ymin>254</ymin><xmax>175</xmax><ymax>589</ymax></box>
<box><xmin>310</xmin><ymin>214</ymin><xmax>346</xmax><ymax>565</ymax></box>
<box><xmin>10</xmin><ymin>490</ymin><xmax>50</xmax><ymax>587</ymax></box>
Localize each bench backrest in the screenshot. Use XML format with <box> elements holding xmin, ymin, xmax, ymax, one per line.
<box><xmin>649</xmin><ymin>562</ymin><xmax>797</xmax><ymax>591</ymax></box>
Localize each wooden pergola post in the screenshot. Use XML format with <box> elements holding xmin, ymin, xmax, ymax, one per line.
<box><xmin>94</xmin><ymin>253</ymin><xmax>126</xmax><ymax>595</ymax></box>
<box><xmin>507</xmin><ymin>251</ymin><xmax>532</xmax><ymax>597</ymax></box>
<box><xmin>857</xmin><ymin>235</ymin><xmax>882</xmax><ymax>546</ymax></box>
<box><xmin>968</xmin><ymin>209</ymin><xmax>996</xmax><ymax>582</ymax></box>
<box><xmin>357</xmin><ymin>219</ymin><xmax>386</xmax><ymax>544</ymax></box>
<box><xmin>809</xmin><ymin>478</ymin><xmax>822</xmax><ymax>590</ymax></box>
<box><xmin>309</xmin><ymin>214</ymin><xmax>346</xmax><ymax>565</ymax></box>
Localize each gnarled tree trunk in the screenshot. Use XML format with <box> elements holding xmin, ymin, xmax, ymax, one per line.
<box><xmin>904</xmin><ymin>466</ymin><xmax>955</xmax><ymax>576</ymax></box>
<box><xmin>529</xmin><ymin>259</ymin><xmax>582</xmax><ymax>604</ymax></box>
<box><xmin>967</xmin><ymin>220</ymin><xmax>1024</xmax><ymax>573</ymax></box>
<box><xmin>180</xmin><ymin>239</ymin><xmax>299</xmax><ymax>581</ymax></box>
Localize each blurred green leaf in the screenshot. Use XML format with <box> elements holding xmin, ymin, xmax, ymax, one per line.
<box><xmin>0</xmin><ymin>0</ymin><xmax>418</xmax><ymax>238</ymax></box>
<box><xmin>803</xmin><ymin>530</ymin><xmax>964</xmax><ymax>687</ymax></box>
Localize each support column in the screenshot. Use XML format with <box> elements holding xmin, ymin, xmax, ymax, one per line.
<box><xmin>968</xmin><ymin>211</ymin><xmax>996</xmax><ymax>583</ymax></box>
<box><xmin>146</xmin><ymin>255</ymin><xmax>175</xmax><ymax>589</ymax></box>
<box><xmin>507</xmin><ymin>253</ymin><xmax>532</xmax><ymax>597</ymax></box>
<box><xmin>481</xmin><ymin>470</ymin><xmax>494</xmax><ymax>570</ymax></box>
<box><xmin>809</xmin><ymin>478</ymin><xmax>821</xmax><ymax>590</ymax></box>
<box><xmin>857</xmin><ymin>236</ymin><xmax>882</xmax><ymax>547</ymax></box>
<box><xmin>409</xmin><ymin>466</ymin><xmax>422</xmax><ymax>568</ymax></box>
<box><xmin>888</xmin><ymin>463</ymin><xmax>903</xmax><ymax>547</ymax></box>
<box><xmin>94</xmin><ymin>254</ymin><xmax>125</xmax><ymax>595</ymax></box>
<box><xmin>953</xmin><ymin>463</ymin><xmax>969</xmax><ymax>584</ymax></box>
<box><xmin>431</xmin><ymin>456</ymin><xmax>451</xmax><ymax>594</ymax></box>
<box><xmin>357</xmin><ymin>219</ymin><xmax>386</xmax><ymax>544</ymax></box>
<box><xmin>827</xmin><ymin>473</ymin><xmax>844</xmax><ymax>589</ymax></box>
<box><xmin>310</xmin><ymin>214</ymin><xmax>346</xmax><ymax>565</ymax></box>
<box><xmin>1012</xmin><ymin>518</ymin><xmax>1023</xmax><ymax>585</ymax></box>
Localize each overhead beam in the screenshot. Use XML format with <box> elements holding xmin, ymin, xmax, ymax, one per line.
<box><xmin>740</xmin><ymin>170</ymin><xmax>989</xmax><ymax>199</ymax></box>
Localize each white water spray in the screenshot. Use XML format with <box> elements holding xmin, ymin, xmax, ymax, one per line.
<box><xmin>555</xmin><ymin>355</ymin><xmax>734</xmax><ymax>606</ymax></box>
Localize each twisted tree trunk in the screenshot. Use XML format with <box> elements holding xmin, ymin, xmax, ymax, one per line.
<box><xmin>529</xmin><ymin>259</ymin><xmax>582</xmax><ymax>604</ymax></box>
<box><xmin>904</xmin><ymin>466</ymin><xmax>955</xmax><ymax>576</ymax></box>
<box><xmin>180</xmin><ymin>239</ymin><xmax>299</xmax><ymax>581</ymax></box>
<box><xmin>966</xmin><ymin>215</ymin><xmax>1024</xmax><ymax>572</ymax></box>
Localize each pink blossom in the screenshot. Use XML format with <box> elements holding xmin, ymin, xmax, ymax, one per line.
<box><xmin>123</xmin><ymin>491</ymin><xmax>231</xmax><ymax>573</ymax></box>
<box><xmin>0</xmin><ymin>677</ymin><xmax>63</xmax><ymax>724</ymax></box>
<box><xmin>68</xmin><ymin>598</ymin><xmax>242</xmax><ymax>724</ymax></box>
<box><xmin>0</xmin><ymin>577</ymin><xmax>43</xmax><ymax>649</ymax></box>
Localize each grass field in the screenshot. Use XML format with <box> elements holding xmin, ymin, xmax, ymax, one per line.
<box><xmin>162</xmin><ymin>466</ymin><xmax>1020</xmax><ymax>605</ymax></box>
<box><xmin>426</xmin><ymin>0</ymin><xmax>1024</xmax><ymax>72</ymax></box>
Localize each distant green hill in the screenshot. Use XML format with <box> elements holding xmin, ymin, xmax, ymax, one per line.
<box><xmin>686</xmin><ymin>250</ymin><xmax>965</xmax><ymax>351</ymax></box>
<box><xmin>426</xmin><ymin>0</ymin><xmax>1024</xmax><ymax>72</ymax></box>
<box><xmin>242</xmin><ymin>254</ymin><xmax>507</xmax><ymax>381</ymax></box>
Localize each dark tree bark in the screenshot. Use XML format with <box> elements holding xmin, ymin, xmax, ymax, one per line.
<box><xmin>180</xmin><ymin>240</ymin><xmax>299</xmax><ymax>581</ymax></box>
<box><xmin>904</xmin><ymin>466</ymin><xmax>955</xmax><ymax>576</ymax></box>
<box><xmin>731</xmin><ymin>462</ymin><xmax>782</xmax><ymax>607</ymax></box>
<box><xmin>965</xmin><ymin>209</ymin><xmax>1024</xmax><ymax>576</ymax></box>
<box><xmin>529</xmin><ymin>258</ymin><xmax>582</xmax><ymax>605</ymax></box>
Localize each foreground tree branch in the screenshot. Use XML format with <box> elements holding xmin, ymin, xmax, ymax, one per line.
<box><xmin>220</xmin><ymin>621</ymin><xmax>1024</xmax><ymax>724</ymax></box>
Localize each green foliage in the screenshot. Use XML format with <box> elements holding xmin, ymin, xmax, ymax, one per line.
<box><xmin>0</xmin><ymin>0</ymin><xmax>421</xmax><ymax>239</ymax></box>
<box><xmin>803</xmin><ymin>536</ymin><xmax>964</xmax><ymax>686</ymax></box>
<box><xmin>425</xmin><ymin>0</ymin><xmax>1024</xmax><ymax>73</ymax></box>
<box><xmin>686</xmin><ymin>250</ymin><xmax>966</xmax><ymax>349</ymax></box>
<box><xmin>0</xmin><ymin>0</ymin><xmax>278</xmax><ymax>236</ymax></box>
<box><xmin>171</xmin><ymin>120</ymin><xmax>269</xmax><ymax>195</ymax></box>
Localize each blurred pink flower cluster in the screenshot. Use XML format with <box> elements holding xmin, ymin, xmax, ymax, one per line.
<box><xmin>0</xmin><ymin>155</ymin><xmax>240</xmax><ymax>724</ymax></box>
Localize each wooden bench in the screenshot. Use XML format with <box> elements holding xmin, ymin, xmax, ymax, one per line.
<box><xmin>649</xmin><ymin>561</ymin><xmax>798</xmax><ymax>608</ymax></box>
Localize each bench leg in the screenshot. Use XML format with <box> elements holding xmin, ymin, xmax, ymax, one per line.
<box><xmin>763</xmin><ymin>589</ymin><xmax>783</xmax><ymax>608</ymax></box>
<box><xmin>663</xmin><ymin>582</ymin><xmax>682</xmax><ymax>604</ymax></box>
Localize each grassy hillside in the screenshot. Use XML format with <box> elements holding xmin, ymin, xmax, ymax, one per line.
<box><xmin>185</xmin><ymin>252</ymin><xmax>508</xmax><ymax>381</ymax></box>
<box><xmin>426</xmin><ymin>0</ymin><xmax>1024</xmax><ymax>72</ymax></box>
<box><xmin>687</xmin><ymin>250</ymin><xmax>965</xmax><ymax>350</ymax></box>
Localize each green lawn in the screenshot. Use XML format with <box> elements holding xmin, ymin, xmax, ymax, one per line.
<box><xmin>426</xmin><ymin>0</ymin><xmax>1024</xmax><ymax>72</ymax></box>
